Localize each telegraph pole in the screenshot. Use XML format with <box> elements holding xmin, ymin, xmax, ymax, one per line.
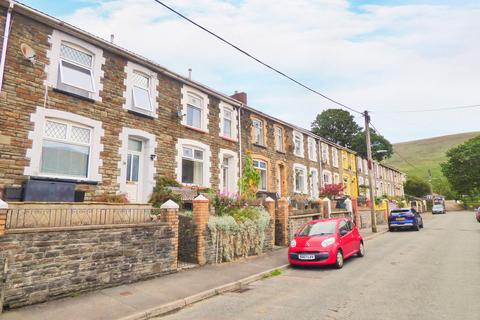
<box><xmin>364</xmin><ymin>111</ymin><xmax>377</xmax><ymax>233</ymax></box>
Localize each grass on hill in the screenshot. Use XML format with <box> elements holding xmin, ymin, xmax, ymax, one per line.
<box><xmin>383</xmin><ymin>131</ymin><xmax>480</xmax><ymax>181</ymax></box>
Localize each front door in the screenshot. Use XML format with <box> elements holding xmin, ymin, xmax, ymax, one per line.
<box><xmin>125</xmin><ymin>138</ymin><xmax>143</xmax><ymax>203</ymax></box>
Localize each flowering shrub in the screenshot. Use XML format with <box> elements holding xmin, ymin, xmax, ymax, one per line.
<box><xmin>320</xmin><ymin>183</ymin><xmax>344</xmax><ymax>199</ymax></box>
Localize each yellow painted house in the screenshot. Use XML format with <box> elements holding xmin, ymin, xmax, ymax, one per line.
<box><xmin>341</xmin><ymin>149</ymin><xmax>358</xmax><ymax>198</ymax></box>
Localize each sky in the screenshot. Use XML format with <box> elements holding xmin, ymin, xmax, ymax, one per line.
<box><xmin>21</xmin><ymin>0</ymin><xmax>480</xmax><ymax>143</ymax></box>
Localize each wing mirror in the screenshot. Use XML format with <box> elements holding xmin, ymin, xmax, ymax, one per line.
<box><xmin>340</xmin><ymin>229</ymin><xmax>348</xmax><ymax>237</ymax></box>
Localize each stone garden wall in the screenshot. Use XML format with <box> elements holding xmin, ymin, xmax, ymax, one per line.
<box><xmin>0</xmin><ymin>222</ymin><xmax>177</xmax><ymax>309</ymax></box>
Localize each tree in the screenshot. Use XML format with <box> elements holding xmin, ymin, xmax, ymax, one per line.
<box><xmin>404</xmin><ymin>176</ymin><xmax>431</xmax><ymax>197</ymax></box>
<box><xmin>311</xmin><ymin>109</ymin><xmax>361</xmax><ymax>148</ymax></box>
<box><xmin>441</xmin><ymin>136</ymin><xmax>480</xmax><ymax>196</ymax></box>
<box><xmin>351</xmin><ymin>130</ymin><xmax>393</xmax><ymax>161</ymax></box>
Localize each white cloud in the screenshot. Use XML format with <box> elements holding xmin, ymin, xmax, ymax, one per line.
<box><xmin>63</xmin><ymin>0</ymin><xmax>480</xmax><ymax>142</ymax></box>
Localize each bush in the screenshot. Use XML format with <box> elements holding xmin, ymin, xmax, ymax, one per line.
<box><xmin>149</xmin><ymin>176</ymin><xmax>182</xmax><ymax>207</ymax></box>
<box><xmin>207</xmin><ymin>207</ymin><xmax>270</xmax><ymax>262</ymax></box>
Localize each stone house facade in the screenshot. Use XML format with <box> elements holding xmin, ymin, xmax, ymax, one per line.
<box><xmin>0</xmin><ymin>2</ymin><xmax>405</xmax><ymax>205</ymax></box>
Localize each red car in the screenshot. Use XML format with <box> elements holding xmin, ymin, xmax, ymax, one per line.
<box><xmin>476</xmin><ymin>207</ymin><xmax>480</xmax><ymax>223</ymax></box>
<box><xmin>288</xmin><ymin>218</ymin><xmax>364</xmax><ymax>269</ymax></box>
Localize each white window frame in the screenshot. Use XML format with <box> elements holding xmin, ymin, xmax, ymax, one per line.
<box><xmin>218</xmin><ymin>149</ymin><xmax>239</xmax><ymax>194</ymax></box>
<box><xmin>123</xmin><ymin>61</ymin><xmax>159</xmax><ymax>118</ymax></box>
<box><xmin>117</xmin><ymin>128</ymin><xmax>157</xmax><ymax>203</ymax></box>
<box><xmin>333</xmin><ymin>172</ymin><xmax>341</xmax><ymax>184</ymax></box>
<box><xmin>181</xmin><ymin>85</ymin><xmax>210</xmax><ymax>132</ymax></box>
<box><xmin>293</xmin><ymin>163</ymin><xmax>307</xmax><ymax>194</ymax></box>
<box><xmin>274</xmin><ymin>126</ymin><xmax>284</xmax><ymax>152</ymax></box>
<box><xmin>219</xmin><ymin>102</ymin><xmax>238</xmax><ymax>141</ymax></box>
<box><xmin>322</xmin><ymin>170</ymin><xmax>332</xmax><ymax>187</ymax></box>
<box><xmin>252</xmin><ymin>118</ymin><xmax>265</xmax><ymax>146</ymax></box>
<box><xmin>253</xmin><ymin>159</ymin><xmax>268</xmax><ymax>191</ymax></box>
<box><xmin>321</xmin><ymin>143</ymin><xmax>329</xmax><ymax>164</ymax></box>
<box><xmin>175</xmin><ymin>139</ymin><xmax>211</xmax><ymax>187</ymax></box>
<box><xmin>357</xmin><ymin>157</ymin><xmax>363</xmax><ymax>173</ymax></box>
<box><xmin>307</xmin><ymin>137</ymin><xmax>317</xmax><ymax>162</ymax></box>
<box><xmin>332</xmin><ymin>148</ymin><xmax>339</xmax><ymax>167</ymax></box>
<box><xmin>45</xmin><ymin>30</ymin><xmax>104</xmax><ymax>101</ymax></box>
<box><xmin>293</xmin><ymin>131</ymin><xmax>304</xmax><ymax>158</ymax></box>
<box><xmin>24</xmin><ymin>107</ymin><xmax>104</xmax><ymax>182</ymax></box>
<box><xmin>309</xmin><ymin>168</ymin><xmax>319</xmax><ymax>198</ymax></box>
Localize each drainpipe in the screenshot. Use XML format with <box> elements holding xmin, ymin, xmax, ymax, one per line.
<box><xmin>237</xmin><ymin>103</ymin><xmax>243</xmax><ymax>196</ymax></box>
<box><xmin>0</xmin><ymin>0</ymin><xmax>14</xmax><ymax>93</ymax></box>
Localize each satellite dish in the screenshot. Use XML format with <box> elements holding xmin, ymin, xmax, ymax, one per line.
<box><xmin>20</xmin><ymin>43</ymin><xmax>36</xmax><ymax>64</ymax></box>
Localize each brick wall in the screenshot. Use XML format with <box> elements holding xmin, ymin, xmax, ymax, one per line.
<box><xmin>0</xmin><ymin>223</ymin><xmax>177</xmax><ymax>309</ymax></box>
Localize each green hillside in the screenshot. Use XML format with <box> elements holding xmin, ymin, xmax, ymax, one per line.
<box><xmin>383</xmin><ymin>132</ymin><xmax>480</xmax><ymax>181</ymax></box>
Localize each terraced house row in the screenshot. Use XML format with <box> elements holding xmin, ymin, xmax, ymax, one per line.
<box><xmin>0</xmin><ymin>1</ymin><xmax>405</xmax><ymax>205</ymax></box>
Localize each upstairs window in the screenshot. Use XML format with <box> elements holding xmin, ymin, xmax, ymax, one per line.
<box><xmin>332</xmin><ymin>148</ymin><xmax>339</xmax><ymax>167</ymax></box>
<box><xmin>308</xmin><ymin>137</ymin><xmax>317</xmax><ymax>161</ymax></box>
<box><xmin>132</xmin><ymin>71</ymin><xmax>152</xmax><ymax>112</ymax></box>
<box><xmin>321</xmin><ymin>143</ymin><xmax>329</xmax><ymax>164</ymax></box>
<box><xmin>275</xmin><ymin>126</ymin><xmax>284</xmax><ymax>152</ymax></box>
<box><xmin>252</xmin><ymin>119</ymin><xmax>264</xmax><ymax>145</ymax></box>
<box><xmin>186</xmin><ymin>94</ymin><xmax>203</xmax><ymax>129</ymax></box>
<box><xmin>322</xmin><ymin>170</ymin><xmax>332</xmax><ymax>186</ymax></box>
<box><xmin>223</xmin><ymin>109</ymin><xmax>232</xmax><ymax>138</ymax></box>
<box><xmin>57</xmin><ymin>43</ymin><xmax>95</xmax><ymax>97</ymax></box>
<box><xmin>293</xmin><ymin>131</ymin><xmax>304</xmax><ymax>157</ymax></box>
<box><xmin>181</xmin><ymin>86</ymin><xmax>210</xmax><ymax>132</ymax></box>
<box><xmin>253</xmin><ymin>159</ymin><xmax>267</xmax><ymax>191</ymax></box>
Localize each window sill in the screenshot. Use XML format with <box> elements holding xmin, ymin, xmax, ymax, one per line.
<box><xmin>52</xmin><ymin>88</ymin><xmax>96</xmax><ymax>103</ymax></box>
<box><xmin>294</xmin><ymin>154</ymin><xmax>305</xmax><ymax>158</ymax></box>
<box><xmin>182</xmin><ymin>124</ymin><xmax>208</xmax><ymax>134</ymax></box>
<box><xmin>127</xmin><ymin>109</ymin><xmax>155</xmax><ymax>120</ymax></box>
<box><xmin>252</xmin><ymin>143</ymin><xmax>267</xmax><ymax>149</ymax></box>
<box><xmin>31</xmin><ymin>176</ymin><xmax>99</xmax><ymax>185</ymax></box>
<box><xmin>221</xmin><ymin>135</ymin><xmax>238</xmax><ymax>143</ymax></box>
<box><xmin>275</xmin><ymin>149</ymin><xmax>286</xmax><ymax>154</ymax></box>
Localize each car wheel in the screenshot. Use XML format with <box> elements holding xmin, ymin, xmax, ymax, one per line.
<box><xmin>335</xmin><ymin>250</ymin><xmax>344</xmax><ymax>269</ymax></box>
<box><xmin>413</xmin><ymin>223</ymin><xmax>420</xmax><ymax>231</ymax></box>
<box><xmin>357</xmin><ymin>242</ymin><xmax>365</xmax><ymax>257</ymax></box>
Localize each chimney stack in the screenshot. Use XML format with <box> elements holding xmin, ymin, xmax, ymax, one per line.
<box><xmin>230</xmin><ymin>91</ymin><xmax>247</xmax><ymax>105</ymax></box>
<box><xmin>188</xmin><ymin>68</ymin><xmax>192</xmax><ymax>80</ymax></box>
<box><xmin>110</xmin><ymin>34</ymin><xmax>115</xmax><ymax>43</ymax></box>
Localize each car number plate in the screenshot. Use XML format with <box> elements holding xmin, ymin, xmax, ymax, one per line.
<box><xmin>298</xmin><ymin>254</ymin><xmax>315</xmax><ymax>260</ymax></box>
<box><xmin>396</xmin><ymin>217</ymin><xmax>405</xmax><ymax>221</ymax></box>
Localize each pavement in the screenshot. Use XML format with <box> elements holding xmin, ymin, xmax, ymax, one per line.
<box><xmin>163</xmin><ymin>211</ymin><xmax>479</xmax><ymax>320</ymax></box>
<box><xmin>1</xmin><ymin>222</ymin><xmax>389</xmax><ymax>320</ymax></box>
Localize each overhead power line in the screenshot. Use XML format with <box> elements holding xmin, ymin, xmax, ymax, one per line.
<box><xmin>370</xmin><ymin>104</ymin><xmax>480</xmax><ymax>114</ymax></box>
<box><xmin>151</xmin><ymin>0</ymin><xmax>363</xmax><ymax>115</ymax></box>
<box><xmin>369</xmin><ymin>121</ymin><xmax>421</xmax><ymax>172</ymax></box>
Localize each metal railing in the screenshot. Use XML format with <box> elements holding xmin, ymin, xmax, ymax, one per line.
<box><xmin>5</xmin><ymin>207</ymin><xmax>162</xmax><ymax>230</ymax></box>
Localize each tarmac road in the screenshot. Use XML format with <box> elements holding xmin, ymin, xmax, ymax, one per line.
<box><xmin>163</xmin><ymin>211</ymin><xmax>480</xmax><ymax>320</ymax></box>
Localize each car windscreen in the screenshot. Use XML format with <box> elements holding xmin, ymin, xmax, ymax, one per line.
<box><xmin>298</xmin><ymin>221</ymin><xmax>337</xmax><ymax>236</ymax></box>
<box><xmin>391</xmin><ymin>209</ymin><xmax>410</xmax><ymax>214</ymax></box>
